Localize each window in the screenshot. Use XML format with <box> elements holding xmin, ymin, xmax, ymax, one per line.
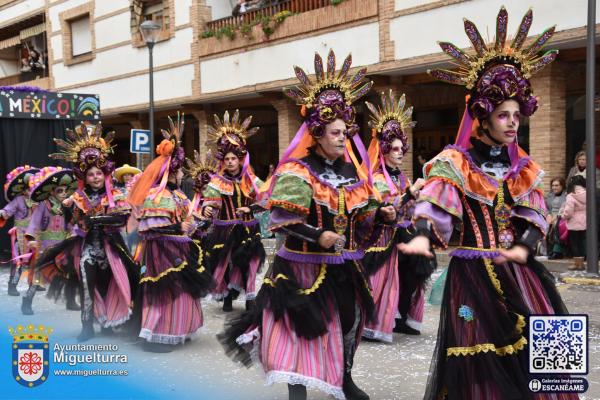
<box><xmin>70</xmin><ymin>15</ymin><xmax>91</xmax><ymax>57</ymax></box>
<box><xmin>130</xmin><ymin>0</ymin><xmax>173</xmax><ymax>46</ymax></box>
<box><xmin>60</xmin><ymin>3</ymin><xmax>95</xmax><ymax>66</ymax></box>
<box><xmin>143</xmin><ymin>0</ymin><xmax>168</xmax><ymax>31</ymax></box>
<box><xmin>0</xmin><ymin>19</ymin><xmax>48</xmax><ymax>85</ymax></box>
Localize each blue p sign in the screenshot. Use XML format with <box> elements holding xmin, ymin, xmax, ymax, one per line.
<box><xmin>130</xmin><ymin>129</ymin><xmax>151</xmax><ymax>154</ymax></box>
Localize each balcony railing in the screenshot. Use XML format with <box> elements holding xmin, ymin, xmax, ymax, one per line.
<box><xmin>0</xmin><ymin>69</ymin><xmax>49</xmax><ymax>87</ymax></box>
<box><xmin>206</xmin><ymin>0</ymin><xmax>333</xmax><ymax>31</ymax></box>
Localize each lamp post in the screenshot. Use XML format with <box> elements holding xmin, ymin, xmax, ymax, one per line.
<box><xmin>585</xmin><ymin>0</ymin><xmax>598</xmax><ymax>275</ymax></box>
<box><xmin>140</xmin><ymin>20</ymin><xmax>161</xmax><ymax>163</ymax></box>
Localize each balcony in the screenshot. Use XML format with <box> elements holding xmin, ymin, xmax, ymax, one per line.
<box><xmin>206</xmin><ymin>0</ymin><xmax>334</xmax><ymax>32</ymax></box>
<box><xmin>199</xmin><ymin>0</ymin><xmax>377</xmax><ymax>57</ymax></box>
<box><xmin>0</xmin><ymin>72</ymin><xmax>50</xmax><ymax>89</ymax></box>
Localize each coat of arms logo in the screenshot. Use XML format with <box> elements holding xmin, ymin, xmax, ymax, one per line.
<box><xmin>9</xmin><ymin>324</ymin><xmax>52</xmax><ymax>387</ymax></box>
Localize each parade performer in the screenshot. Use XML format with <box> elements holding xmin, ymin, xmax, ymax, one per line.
<box><xmin>201</xmin><ymin>110</ymin><xmax>265</xmax><ymax>312</ymax></box>
<box><xmin>114</xmin><ymin>164</ymin><xmax>141</xmax><ymax>191</ymax></box>
<box><xmin>184</xmin><ymin>149</ymin><xmax>219</xmax><ymax>241</ymax></box>
<box><xmin>361</xmin><ymin>90</ymin><xmax>433</xmax><ymax>342</ymax></box>
<box><xmin>219</xmin><ymin>49</ymin><xmax>397</xmax><ymax>400</ymax></box>
<box><xmin>1</xmin><ymin>165</ymin><xmax>39</xmax><ymax>296</ymax></box>
<box><xmin>21</xmin><ymin>166</ymin><xmax>79</xmax><ymax>315</ymax></box>
<box><xmin>128</xmin><ymin>114</ymin><xmax>214</xmax><ymax>353</ymax></box>
<box><xmin>39</xmin><ymin>123</ymin><xmax>137</xmax><ymax>342</ymax></box>
<box><xmin>399</xmin><ymin>8</ymin><xmax>577</xmax><ymax>399</ymax></box>
<box><xmin>114</xmin><ymin>164</ymin><xmax>142</xmax><ymax>253</ymax></box>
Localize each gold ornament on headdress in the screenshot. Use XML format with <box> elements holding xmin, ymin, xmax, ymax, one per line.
<box><xmin>365</xmin><ymin>90</ymin><xmax>416</xmax><ymax>135</ymax></box>
<box><xmin>161</xmin><ymin>112</ymin><xmax>184</xmax><ymax>147</ymax></box>
<box><xmin>284</xmin><ymin>49</ymin><xmax>373</xmax><ymax>109</ymax></box>
<box><xmin>428</xmin><ymin>6</ymin><xmax>558</xmax><ymax>89</ymax></box>
<box><xmin>184</xmin><ymin>149</ymin><xmax>219</xmax><ymax>180</ymax></box>
<box><xmin>50</xmin><ymin>123</ymin><xmax>114</xmax><ymax>168</ymax></box>
<box><xmin>206</xmin><ymin>109</ymin><xmax>259</xmax><ymax>148</ymax></box>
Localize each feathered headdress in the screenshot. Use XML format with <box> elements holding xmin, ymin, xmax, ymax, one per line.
<box><xmin>364</xmin><ymin>90</ymin><xmax>415</xmax><ymax>195</ymax></box>
<box><xmin>366</xmin><ymin>90</ymin><xmax>415</xmax><ymax>154</ymax></box>
<box><xmin>184</xmin><ymin>149</ymin><xmax>219</xmax><ymax>192</ymax></box>
<box><xmin>429</xmin><ymin>6</ymin><xmax>557</xmax><ymax>120</ymax></box>
<box><xmin>51</xmin><ymin>123</ymin><xmax>115</xmax><ymax>179</ymax></box>
<box><xmin>183</xmin><ymin>149</ymin><xmax>219</xmax><ymax>216</ymax></box>
<box><xmin>51</xmin><ymin>123</ymin><xmax>118</xmax><ymax>206</ymax></box>
<box><xmin>262</xmin><ymin>49</ymin><xmax>377</xmax><ymax>200</ymax></box>
<box><xmin>207</xmin><ymin>110</ymin><xmax>259</xmax><ymax>161</ymax></box>
<box><xmin>285</xmin><ymin>49</ymin><xmax>373</xmax><ymax>138</ymax></box>
<box><xmin>428</xmin><ymin>7</ymin><xmax>556</xmax><ymax>175</ymax></box>
<box><xmin>128</xmin><ymin>113</ymin><xmax>185</xmax><ymax>206</ymax></box>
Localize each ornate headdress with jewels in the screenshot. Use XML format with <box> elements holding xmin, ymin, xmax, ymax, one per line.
<box><xmin>184</xmin><ymin>149</ymin><xmax>219</xmax><ymax>215</ymax></box>
<box><xmin>207</xmin><ymin>110</ymin><xmax>259</xmax><ymax>161</ymax></box>
<box><xmin>364</xmin><ymin>90</ymin><xmax>416</xmax><ymax>195</ymax></box>
<box><xmin>184</xmin><ymin>149</ymin><xmax>219</xmax><ymax>193</ymax></box>
<box><xmin>428</xmin><ymin>6</ymin><xmax>557</xmax><ymax>120</ymax></box>
<box><xmin>51</xmin><ymin>123</ymin><xmax>115</xmax><ymax>179</ymax></box>
<box><xmin>285</xmin><ymin>49</ymin><xmax>373</xmax><ymax>137</ymax></box>
<box><xmin>262</xmin><ymin>49</ymin><xmax>377</xmax><ymax>201</ymax></box>
<box><xmin>365</xmin><ymin>90</ymin><xmax>416</xmax><ymax>155</ymax></box>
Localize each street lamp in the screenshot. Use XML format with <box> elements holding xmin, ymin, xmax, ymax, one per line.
<box><xmin>140</xmin><ymin>20</ymin><xmax>161</xmax><ymax>161</ymax></box>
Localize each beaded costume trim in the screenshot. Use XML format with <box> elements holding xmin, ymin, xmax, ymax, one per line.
<box><xmin>139</xmin><ymin>240</ymin><xmax>205</xmax><ymax>283</ymax></box>
<box><xmin>262</xmin><ymin>263</ymin><xmax>327</xmax><ymax>295</ymax></box>
<box><xmin>446</xmin><ymin>336</ymin><xmax>527</xmax><ymax>357</ymax></box>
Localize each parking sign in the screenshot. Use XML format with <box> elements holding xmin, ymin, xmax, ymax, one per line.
<box><xmin>130</xmin><ymin>129</ymin><xmax>151</xmax><ymax>154</ymax></box>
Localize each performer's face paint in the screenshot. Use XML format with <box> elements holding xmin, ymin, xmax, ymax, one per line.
<box><xmin>482</xmin><ymin>99</ymin><xmax>520</xmax><ymax>145</ymax></box>
<box><xmin>224</xmin><ymin>152</ymin><xmax>241</xmax><ymax>175</ymax></box>
<box><xmin>384</xmin><ymin>138</ymin><xmax>404</xmax><ymax>169</ymax></box>
<box><xmin>317</xmin><ymin>118</ymin><xmax>346</xmax><ymax>160</ymax></box>
<box><xmin>52</xmin><ymin>185</ymin><xmax>68</xmax><ymax>201</ymax></box>
<box><xmin>85</xmin><ymin>167</ymin><xmax>105</xmax><ymax>190</ymax></box>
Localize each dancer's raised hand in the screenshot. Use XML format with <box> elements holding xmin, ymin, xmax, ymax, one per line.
<box><xmin>397</xmin><ymin>236</ymin><xmax>433</xmax><ymax>258</ymax></box>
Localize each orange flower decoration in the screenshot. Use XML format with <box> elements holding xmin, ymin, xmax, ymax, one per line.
<box><xmin>156</xmin><ymin>139</ymin><xmax>174</xmax><ymax>156</ymax></box>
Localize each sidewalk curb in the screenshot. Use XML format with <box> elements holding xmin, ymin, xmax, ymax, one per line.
<box><xmin>560</xmin><ymin>276</ymin><xmax>600</xmax><ymax>286</ymax></box>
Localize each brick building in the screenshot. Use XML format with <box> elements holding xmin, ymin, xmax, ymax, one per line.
<box><xmin>0</xmin><ymin>0</ymin><xmax>597</xmax><ymax>185</ymax></box>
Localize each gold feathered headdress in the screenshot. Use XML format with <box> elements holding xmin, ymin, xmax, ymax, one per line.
<box><xmin>428</xmin><ymin>6</ymin><xmax>557</xmax><ymax>90</ymax></box>
<box><xmin>284</xmin><ymin>49</ymin><xmax>373</xmax><ymax>111</ymax></box>
<box><xmin>207</xmin><ymin>110</ymin><xmax>259</xmax><ymax>160</ymax></box>
<box><xmin>51</xmin><ymin>123</ymin><xmax>115</xmax><ymax>179</ymax></box>
<box><xmin>184</xmin><ymin>149</ymin><xmax>219</xmax><ymax>192</ymax></box>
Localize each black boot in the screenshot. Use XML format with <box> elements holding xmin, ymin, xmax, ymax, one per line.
<box><xmin>223</xmin><ymin>291</ymin><xmax>235</xmax><ymax>312</ymax></box>
<box><xmin>343</xmin><ymin>372</ymin><xmax>370</xmax><ymax>400</ymax></box>
<box><xmin>21</xmin><ymin>296</ymin><xmax>34</xmax><ymax>315</ymax></box>
<box><xmin>77</xmin><ymin>320</ymin><xmax>95</xmax><ymax>342</ymax></box>
<box><xmin>142</xmin><ymin>341</ymin><xmax>174</xmax><ymax>353</ymax></box>
<box><xmin>393</xmin><ymin>318</ymin><xmax>420</xmax><ymax>335</ymax></box>
<box><xmin>65</xmin><ymin>282</ymin><xmax>81</xmax><ymax>311</ymax></box>
<box><xmin>343</xmin><ymin>305</ymin><xmax>370</xmax><ymax>400</ymax></box>
<box><xmin>66</xmin><ymin>299</ymin><xmax>81</xmax><ymax>311</ymax></box>
<box><xmin>288</xmin><ymin>384</ymin><xmax>307</xmax><ymax>400</ymax></box>
<box><xmin>8</xmin><ymin>283</ymin><xmax>20</xmax><ymax>296</ymax></box>
<box><xmin>35</xmin><ymin>285</ymin><xmax>46</xmax><ymax>292</ymax></box>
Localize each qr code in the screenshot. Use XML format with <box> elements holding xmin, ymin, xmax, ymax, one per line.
<box><xmin>529</xmin><ymin>315</ymin><xmax>587</xmax><ymax>374</ymax></box>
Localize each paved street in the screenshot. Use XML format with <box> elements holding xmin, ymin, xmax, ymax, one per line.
<box><xmin>1</xmin><ymin>264</ymin><xmax>599</xmax><ymax>400</ymax></box>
